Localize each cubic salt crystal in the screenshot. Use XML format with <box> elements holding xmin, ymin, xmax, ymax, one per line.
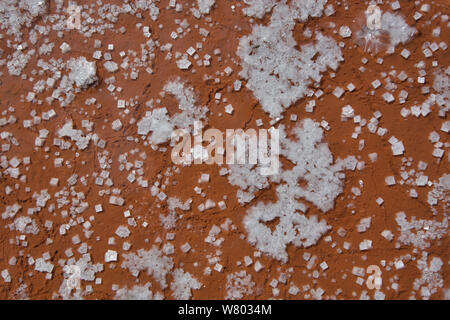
<box><xmin>333</xmin><ymin>87</ymin><xmax>345</xmax><ymax>98</ymax></box>
<box><xmin>93</xmin><ymin>51</ymin><xmax>102</xmax><ymax>59</ymax></box>
<box><xmin>383</xmin><ymin>92</ymin><xmax>394</xmax><ymax>103</ymax></box>
<box><xmin>372</xmin><ymin>79</ymin><xmax>381</xmax><ymax>89</ymax></box>
<box><xmin>200</xmin><ymin>173</ymin><xmax>210</xmax><ymax>182</ymax></box>
<box><xmin>339</xmin><ymin>26</ymin><xmax>352</xmax><ymax>38</ymax></box>
<box><xmin>385</xmin><ymin>176</ymin><xmax>396</xmax><ymax>185</ymax></box>
<box><xmin>341</xmin><ymin>105</ymin><xmax>354</xmax><ymax>119</ymax></box>
<box><xmin>181</xmin><ymin>243</ymin><xmax>191</xmax><ymax>253</ymax></box>
<box><xmin>441</xmin><ymin>121</ymin><xmax>450</xmax><ymax>133</ymax></box>
<box><xmin>395</xmin><ymin>260</ymin><xmax>404</xmax><ymax>270</ymax></box>
<box><xmin>359</xmin><ymin>239</ymin><xmax>372</xmax><ymax>251</ymax></box>
<box><xmin>112</xmin><ymin>119</ymin><xmax>122</xmax><ymax>131</ymax></box>
<box><xmin>391</xmin><ymin>141</ymin><xmax>405</xmax><ymax>156</ymax></box>
<box><xmin>381</xmin><ymin>230</ymin><xmax>394</xmax><ymax>241</ymax></box>
<box><xmin>117</xmin><ymin>100</ymin><xmax>125</xmax><ymax>109</ymax></box>
<box><xmin>254</xmin><ymin>261</ymin><xmax>264</xmax><ymax>272</ymax></box>
<box><xmin>244</xmin><ymin>256</ymin><xmax>253</xmax><ymax>266</ymax></box>
<box><xmin>49</xmin><ymin>178</ymin><xmax>59</xmax><ymax>186</ymax></box>
<box><xmin>109</xmin><ymin>196</ymin><xmax>125</xmax><ymax>206</ymax></box>
<box><xmin>416</xmin><ymin>175</ymin><xmax>428</xmax><ymax>186</ymax></box>
<box><xmin>391</xmin><ymin>1</ymin><xmax>400</xmax><ymax>10</ymax></box>
<box><xmin>187</xmin><ymin>47</ymin><xmax>196</xmax><ymax>56</ymax></box>
<box><xmin>218</xmin><ymin>201</ymin><xmax>226</xmax><ymax>210</ymax></box>
<box><xmin>401</xmin><ymin>49</ymin><xmax>410</xmax><ymax>59</ymax></box>
<box><xmin>224</xmin><ymin>67</ymin><xmax>233</xmax><ymax>75</ymax></box>
<box><xmin>105</xmin><ymin>250</ymin><xmax>118</xmax><ymax>262</ymax></box>
<box><xmin>60</xmin><ymin>42</ymin><xmax>71</xmax><ymax>53</ymax></box>
<box><xmin>225</xmin><ymin>104</ymin><xmax>234</xmax><ymax>114</ymax></box>
<box><xmin>1</xmin><ymin>269</ymin><xmax>11</xmax><ymax>282</ymax></box>
<box><xmin>432</xmin><ymin>148</ymin><xmax>444</xmax><ymax>158</ymax></box>
<box><xmin>288</xmin><ymin>285</ymin><xmax>300</xmax><ymax>295</ymax></box>
<box><xmin>234</xmin><ymin>80</ymin><xmax>242</xmax><ymax>91</ymax></box>
<box><xmin>115</xmin><ymin>226</ymin><xmax>130</xmax><ymax>238</ymax></box>
<box><xmin>205</xmin><ymin>199</ymin><xmax>215</xmax><ymax>210</ymax></box>
<box><xmin>104</xmin><ymin>61</ymin><xmax>119</xmax><ymax>73</ymax></box>
<box><xmin>176</xmin><ymin>58</ymin><xmax>191</xmax><ymax>70</ymax></box>
<box><xmin>214</xmin><ymin>263</ymin><xmax>223</xmax><ymax>272</ymax></box>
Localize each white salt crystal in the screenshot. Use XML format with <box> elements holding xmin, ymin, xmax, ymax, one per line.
<box><xmin>105</xmin><ymin>250</ymin><xmax>118</xmax><ymax>262</ymax></box>
<box><xmin>359</xmin><ymin>239</ymin><xmax>372</xmax><ymax>251</ymax></box>
<box><xmin>383</xmin><ymin>92</ymin><xmax>394</xmax><ymax>103</ymax></box>
<box><xmin>104</xmin><ymin>61</ymin><xmax>119</xmax><ymax>73</ymax></box>
<box><xmin>341</xmin><ymin>105</ymin><xmax>354</xmax><ymax>119</ymax></box>
<box><xmin>225</xmin><ymin>104</ymin><xmax>234</xmax><ymax>114</ymax></box>
<box><xmin>112</xmin><ymin>119</ymin><xmax>122</xmax><ymax>131</ymax></box>
<box><xmin>395</xmin><ymin>260</ymin><xmax>404</xmax><ymax>270</ymax></box>
<box><xmin>391</xmin><ymin>141</ymin><xmax>405</xmax><ymax>156</ymax></box>
<box><xmin>176</xmin><ymin>58</ymin><xmax>191</xmax><ymax>70</ymax></box>
<box><xmin>385</xmin><ymin>176</ymin><xmax>396</xmax><ymax>186</ymax></box>
<box><xmin>401</xmin><ymin>49</ymin><xmax>410</xmax><ymax>59</ymax></box>
<box><xmin>60</xmin><ymin>42</ymin><xmax>71</xmax><ymax>53</ymax></box>
<box><xmin>49</xmin><ymin>178</ymin><xmax>59</xmax><ymax>187</ymax></box>
<box><xmin>254</xmin><ymin>261</ymin><xmax>264</xmax><ymax>272</ymax></box>
<box><xmin>339</xmin><ymin>26</ymin><xmax>352</xmax><ymax>38</ymax></box>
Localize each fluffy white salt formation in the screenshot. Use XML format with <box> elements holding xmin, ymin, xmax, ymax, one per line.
<box><xmin>381</xmin><ymin>12</ymin><xmax>416</xmax><ymax>49</ymax></box>
<box><xmin>244</xmin><ymin>184</ymin><xmax>330</xmax><ymax>262</ymax></box>
<box><xmin>115</xmin><ymin>284</ymin><xmax>162</xmax><ymax>300</ymax></box>
<box><xmin>121</xmin><ymin>246</ymin><xmax>174</xmax><ymax>289</ymax></box>
<box><xmin>67</xmin><ymin>57</ymin><xmax>98</xmax><ymax>88</ymax></box>
<box><xmin>237</xmin><ymin>1</ymin><xmax>343</xmax><ymax>119</ymax></box>
<box><xmin>228</xmin><ymin>119</ymin><xmax>354</xmax><ymax>262</ymax></box>
<box><xmin>136</xmin><ymin>79</ymin><xmax>207</xmax><ymax>145</ymax></box>
<box><xmin>170</xmin><ymin>269</ymin><xmax>202</xmax><ymax>300</ymax></box>
<box><xmin>197</xmin><ymin>0</ymin><xmax>215</xmax><ymax>14</ymax></box>
<box><xmin>242</xmin><ymin>0</ymin><xmax>277</xmax><ymax>18</ymax></box>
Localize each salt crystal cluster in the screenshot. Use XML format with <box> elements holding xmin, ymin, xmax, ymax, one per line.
<box><xmin>68</xmin><ymin>57</ymin><xmax>98</xmax><ymax>88</ymax></box>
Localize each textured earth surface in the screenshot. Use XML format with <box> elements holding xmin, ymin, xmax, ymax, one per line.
<box><xmin>0</xmin><ymin>0</ymin><xmax>448</xmax><ymax>300</ymax></box>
